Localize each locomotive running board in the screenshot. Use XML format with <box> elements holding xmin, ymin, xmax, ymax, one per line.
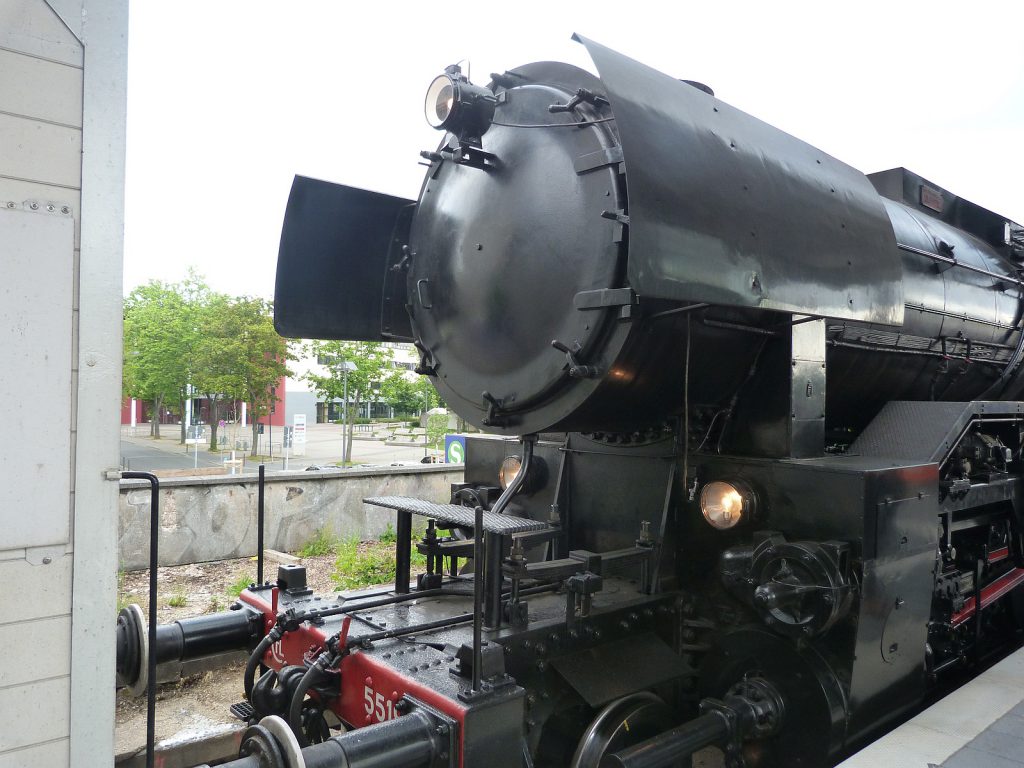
<box><xmin>850</xmin><ymin>400</ymin><xmax>1024</xmax><ymax>464</ymax></box>
<box><xmin>364</xmin><ymin>496</ymin><xmax>549</xmax><ymax>534</ymax></box>
<box><xmin>275</xmin><ymin>175</ymin><xmax>414</xmax><ymax>341</ymax></box>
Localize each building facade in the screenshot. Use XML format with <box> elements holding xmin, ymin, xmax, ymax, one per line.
<box><xmin>285</xmin><ymin>342</ymin><xmax>420</xmax><ymax>426</ymax></box>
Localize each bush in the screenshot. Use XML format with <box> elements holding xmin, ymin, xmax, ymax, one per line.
<box><xmin>331</xmin><ymin>537</ymin><xmax>426</xmax><ymax>591</ymax></box>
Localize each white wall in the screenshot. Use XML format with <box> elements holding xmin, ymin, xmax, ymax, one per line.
<box><xmin>0</xmin><ymin>2</ymin><xmax>127</xmax><ymax>765</ymax></box>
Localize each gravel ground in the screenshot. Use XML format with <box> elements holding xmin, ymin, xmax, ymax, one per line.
<box><xmin>115</xmin><ymin>553</ymin><xmax>339</xmax><ymax>762</ymax></box>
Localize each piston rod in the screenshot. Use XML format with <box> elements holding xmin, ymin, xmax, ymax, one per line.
<box><xmin>600</xmin><ymin>711</ymin><xmax>729</xmax><ymax>767</ymax></box>
<box><xmin>604</xmin><ymin>679</ymin><xmax>785</xmax><ymax>768</ymax></box>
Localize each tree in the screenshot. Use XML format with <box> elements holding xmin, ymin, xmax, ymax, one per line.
<box><xmin>426</xmin><ymin>412</ymin><xmax>448</xmax><ymax>449</ymax></box>
<box><xmin>123</xmin><ymin>274</ymin><xmax>206</xmax><ymax>440</ymax></box>
<box><xmin>219</xmin><ymin>298</ymin><xmax>295</xmax><ymax>457</ymax></box>
<box><xmin>304</xmin><ymin>340</ymin><xmax>391</xmax><ymax>463</ymax></box>
<box><xmin>381</xmin><ymin>372</ymin><xmax>443</xmax><ymax>416</ymax></box>
<box><xmin>173</xmin><ymin>273</ymin><xmax>210</xmax><ymax>444</ymax></box>
<box><xmin>192</xmin><ymin>293</ymin><xmax>239</xmax><ymax>451</ymax></box>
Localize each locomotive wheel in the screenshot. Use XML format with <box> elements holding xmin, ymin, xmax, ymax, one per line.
<box><xmin>569</xmin><ymin>692</ymin><xmax>673</xmax><ymax>768</ymax></box>
<box><xmin>699</xmin><ymin>628</ymin><xmax>846</xmax><ymax>767</ymax></box>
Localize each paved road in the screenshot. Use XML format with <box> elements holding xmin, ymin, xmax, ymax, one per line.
<box><xmin>120</xmin><ymin>440</ymin><xmax>228</xmax><ymax>472</ymax></box>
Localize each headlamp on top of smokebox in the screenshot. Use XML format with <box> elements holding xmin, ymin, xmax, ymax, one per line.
<box><xmin>424</xmin><ymin>64</ymin><xmax>496</xmax><ymax>143</ymax></box>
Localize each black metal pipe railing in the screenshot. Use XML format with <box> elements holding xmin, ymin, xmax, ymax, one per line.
<box><xmin>395</xmin><ymin>510</ymin><xmax>412</xmax><ymax>594</ymax></box>
<box><xmin>473</xmin><ymin>504</ymin><xmax>484</xmax><ymax>692</ymax></box>
<box><xmin>484</xmin><ymin>531</ymin><xmax>504</xmax><ymax>629</ymax></box>
<box><xmin>257</xmin><ymin>464</ymin><xmax>266</xmax><ymax>584</ymax></box>
<box><xmin>490</xmin><ymin>435</ymin><xmax>536</xmax><ymax>516</ymax></box>
<box><xmin>121</xmin><ymin>471</ymin><xmax>159</xmax><ymax>768</ymax></box>
<box><xmin>346</xmin><ymin>612</ymin><xmax>475</xmax><ymax>649</ymax></box>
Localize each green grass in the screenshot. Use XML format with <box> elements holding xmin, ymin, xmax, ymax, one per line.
<box><xmin>298</xmin><ymin>527</ymin><xmax>339</xmax><ymax>557</ymax></box>
<box><xmin>331</xmin><ymin>537</ymin><xmax>427</xmax><ymax>591</ymax></box>
<box><xmin>167</xmin><ymin>592</ymin><xmax>188</xmax><ymax>608</ymax></box>
<box><xmin>378</xmin><ymin>523</ymin><xmax>396</xmax><ymax>544</ymax></box>
<box><xmin>225</xmin><ymin>573</ymin><xmax>253</xmax><ymax>598</ymax></box>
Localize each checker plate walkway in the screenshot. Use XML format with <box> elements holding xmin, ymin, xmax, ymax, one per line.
<box><xmin>364</xmin><ymin>496</ymin><xmax>549</xmax><ymax>535</ymax></box>
<box><xmin>839</xmin><ymin>645</ymin><xmax>1024</xmax><ymax>768</ymax></box>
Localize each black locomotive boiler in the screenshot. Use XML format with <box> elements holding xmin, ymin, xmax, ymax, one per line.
<box><xmin>116</xmin><ymin>36</ymin><xmax>1024</xmax><ymax>768</ymax></box>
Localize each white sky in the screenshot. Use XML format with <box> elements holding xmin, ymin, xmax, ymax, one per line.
<box><xmin>124</xmin><ymin>1</ymin><xmax>1024</xmax><ymax>299</ymax></box>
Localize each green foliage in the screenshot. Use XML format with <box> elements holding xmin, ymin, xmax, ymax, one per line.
<box><xmin>225</xmin><ymin>573</ymin><xmax>252</xmax><ymax>598</ymax></box>
<box><xmin>123</xmin><ymin>271</ymin><xmax>208</xmax><ymax>439</ymax></box>
<box><xmin>378</xmin><ymin>523</ymin><xmax>396</xmax><ymax>544</ymax></box>
<box><xmin>228</xmin><ymin>298</ymin><xmax>296</xmax><ymax>457</ymax></box>
<box><xmin>426</xmin><ymin>413</ymin><xmax>449</xmax><ymax>448</ymax></box>
<box><xmin>305</xmin><ymin>341</ymin><xmax>391</xmax><ymax>404</ymax></box>
<box><xmin>192</xmin><ymin>293</ymin><xmax>240</xmax><ymax>451</ymax></box>
<box><xmin>331</xmin><ymin>538</ymin><xmax>426</xmax><ymax>591</ymax></box>
<box><xmin>123</xmin><ymin>271</ymin><xmax>294</xmax><ymax>453</ymax></box>
<box><xmin>380</xmin><ymin>373</ymin><xmax>440</xmax><ymax>415</ymax></box>
<box><xmin>306</xmin><ymin>340</ymin><xmax>392</xmax><ymax>463</ymax></box>
<box><xmin>298</xmin><ymin>527</ymin><xmax>339</xmax><ymax>557</ymax></box>
<box><xmin>167</xmin><ymin>592</ymin><xmax>188</xmax><ymax>608</ymax></box>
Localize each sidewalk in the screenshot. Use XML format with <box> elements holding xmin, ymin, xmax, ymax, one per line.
<box><xmin>119</xmin><ymin>422</ymin><xmax>440</xmax><ymax>474</ymax></box>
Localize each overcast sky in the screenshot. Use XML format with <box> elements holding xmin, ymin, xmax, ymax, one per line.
<box><xmin>123</xmin><ymin>1</ymin><xmax>1024</xmax><ymax>299</ymax></box>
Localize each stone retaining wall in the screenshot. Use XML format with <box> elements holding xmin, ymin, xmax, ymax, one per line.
<box><xmin>118</xmin><ymin>465</ymin><xmax>462</xmax><ymax>570</ymax></box>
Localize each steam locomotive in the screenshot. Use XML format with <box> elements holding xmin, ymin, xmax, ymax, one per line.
<box><xmin>116</xmin><ymin>35</ymin><xmax>1024</xmax><ymax>768</ymax></box>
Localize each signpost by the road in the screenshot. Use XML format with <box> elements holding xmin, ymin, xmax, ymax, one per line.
<box><xmin>185</xmin><ymin>424</ymin><xmax>204</xmax><ymax>469</ymax></box>
<box><xmin>292</xmin><ymin>414</ymin><xmax>307</xmax><ymax>457</ymax></box>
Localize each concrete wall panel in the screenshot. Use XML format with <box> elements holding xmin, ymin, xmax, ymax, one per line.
<box><xmin>0</xmin><ymin>616</ymin><xmax>71</xmax><ymax>688</ymax></box>
<box><xmin>118</xmin><ymin>468</ymin><xmax>463</xmax><ymax>570</ymax></box>
<box><xmin>0</xmin><ymin>1</ymin><xmax>82</xmax><ymax>66</ymax></box>
<box><xmin>0</xmin><ymin>113</ymin><xmax>81</xmax><ymax>188</ymax></box>
<box><xmin>0</xmin><ymin>676</ymin><xmax>69</xmax><ymax>753</ymax></box>
<box><xmin>69</xmin><ymin>2</ymin><xmax>128</xmax><ymax>762</ymax></box>
<box><xmin>0</xmin><ymin>554</ymin><xmax>72</xmax><ymax>623</ymax></box>
<box><xmin>0</xmin><ymin>1</ymin><xmax>125</xmax><ymax>764</ymax></box>
<box><xmin>0</xmin><ymin>177</ymin><xmax>80</xmax><ymax>246</ymax></box>
<box><xmin>0</xmin><ymin>206</ymin><xmax>75</xmax><ymax>550</ymax></box>
<box><xmin>0</xmin><ymin>48</ymin><xmax>82</xmax><ymax>126</ymax></box>
<box><xmin>0</xmin><ymin>739</ymin><xmax>69</xmax><ymax>768</ymax></box>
